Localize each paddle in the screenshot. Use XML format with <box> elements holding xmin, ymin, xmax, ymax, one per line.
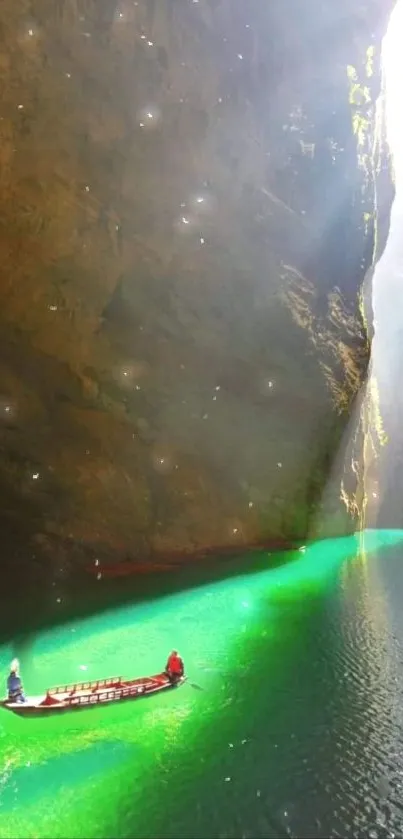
<box><xmin>184</xmin><ymin>677</ymin><xmax>204</xmax><ymax>691</ymax></box>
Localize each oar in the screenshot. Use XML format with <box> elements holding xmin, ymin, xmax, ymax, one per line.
<box><xmin>183</xmin><ymin>677</ymin><xmax>204</xmax><ymax>691</ymax></box>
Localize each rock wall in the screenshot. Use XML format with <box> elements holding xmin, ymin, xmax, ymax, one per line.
<box><xmin>0</xmin><ymin>0</ymin><xmax>394</xmax><ymax>582</ymax></box>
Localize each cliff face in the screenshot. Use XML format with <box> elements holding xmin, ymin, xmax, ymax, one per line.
<box><xmin>0</xmin><ymin>0</ymin><xmax>394</xmax><ymax>580</ymax></box>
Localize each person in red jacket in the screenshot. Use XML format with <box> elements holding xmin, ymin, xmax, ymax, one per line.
<box><xmin>165</xmin><ymin>650</ymin><xmax>184</xmax><ymax>683</ymax></box>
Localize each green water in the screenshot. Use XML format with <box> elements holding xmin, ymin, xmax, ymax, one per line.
<box><xmin>2</xmin><ymin>529</ymin><xmax>403</xmax><ymax>838</ymax></box>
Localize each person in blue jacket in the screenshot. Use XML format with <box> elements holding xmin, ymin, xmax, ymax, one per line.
<box><xmin>7</xmin><ymin>659</ymin><xmax>25</xmax><ymax>702</ymax></box>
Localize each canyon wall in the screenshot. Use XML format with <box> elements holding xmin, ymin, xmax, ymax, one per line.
<box><xmin>0</xmin><ymin>0</ymin><xmax>394</xmax><ymax>586</ymax></box>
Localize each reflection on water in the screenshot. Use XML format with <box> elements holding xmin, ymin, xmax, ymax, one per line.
<box><xmin>1</xmin><ymin>531</ymin><xmax>403</xmax><ymax>838</ymax></box>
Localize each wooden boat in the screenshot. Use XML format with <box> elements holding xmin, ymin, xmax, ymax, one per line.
<box><xmin>1</xmin><ymin>672</ymin><xmax>185</xmax><ymax>717</ymax></box>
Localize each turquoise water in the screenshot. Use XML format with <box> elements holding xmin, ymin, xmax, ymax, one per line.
<box><xmin>1</xmin><ymin>529</ymin><xmax>403</xmax><ymax>838</ymax></box>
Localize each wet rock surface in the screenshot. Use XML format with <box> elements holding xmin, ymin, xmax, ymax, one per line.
<box><xmin>0</xmin><ymin>0</ymin><xmax>394</xmax><ymax>589</ymax></box>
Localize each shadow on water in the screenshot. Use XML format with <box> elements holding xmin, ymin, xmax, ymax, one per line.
<box><xmin>2</xmin><ymin>539</ymin><xmax>298</xmax><ymax>649</ymax></box>
<box><xmin>4</xmin><ymin>529</ymin><xmax>403</xmax><ymax>669</ymax></box>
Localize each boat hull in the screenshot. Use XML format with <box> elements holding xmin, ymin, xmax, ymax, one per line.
<box><xmin>1</xmin><ymin>673</ymin><xmax>185</xmax><ymax>717</ymax></box>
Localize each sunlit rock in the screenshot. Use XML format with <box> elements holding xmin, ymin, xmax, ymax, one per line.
<box><xmin>0</xmin><ymin>0</ymin><xmax>395</xmax><ymax>584</ymax></box>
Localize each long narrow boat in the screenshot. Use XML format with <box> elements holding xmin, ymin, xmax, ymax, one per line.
<box><xmin>1</xmin><ymin>672</ymin><xmax>185</xmax><ymax>717</ymax></box>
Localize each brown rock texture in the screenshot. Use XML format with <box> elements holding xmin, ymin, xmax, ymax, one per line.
<box><xmin>0</xmin><ymin>0</ymin><xmax>395</xmax><ymax>583</ymax></box>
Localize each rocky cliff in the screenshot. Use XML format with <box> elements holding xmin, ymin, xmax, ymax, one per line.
<box><xmin>0</xmin><ymin>0</ymin><xmax>394</xmax><ymax>587</ymax></box>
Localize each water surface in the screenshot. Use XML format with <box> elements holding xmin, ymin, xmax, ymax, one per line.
<box><xmin>1</xmin><ymin>530</ymin><xmax>403</xmax><ymax>838</ymax></box>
